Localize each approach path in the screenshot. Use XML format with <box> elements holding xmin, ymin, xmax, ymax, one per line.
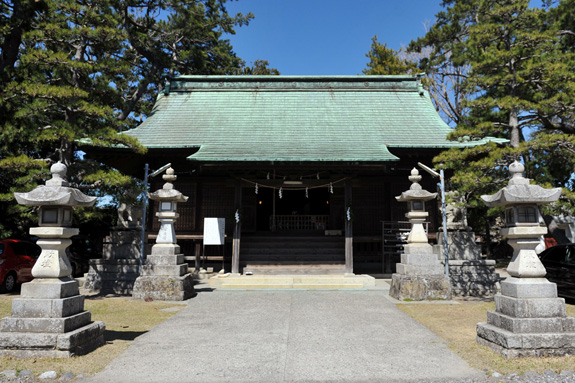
<box><xmin>86</xmin><ymin>281</ymin><xmax>484</xmax><ymax>383</ymax></box>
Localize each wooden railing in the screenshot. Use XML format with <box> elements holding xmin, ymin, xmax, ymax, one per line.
<box><xmin>270</xmin><ymin>215</ymin><xmax>329</xmax><ymax>231</ymax></box>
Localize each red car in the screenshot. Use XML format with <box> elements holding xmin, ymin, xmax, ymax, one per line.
<box><xmin>0</xmin><ymin>239</ymin><xmax>41</xmax><ymax>293</ymax></box>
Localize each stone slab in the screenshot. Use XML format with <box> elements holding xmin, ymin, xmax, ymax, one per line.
<box><xmin>150</xmin><ymin>244</ymin><xmax>180</xmax><ymax>256</ymax></box>
<box><xmin>210</xmin><ymin>275</ymin><xmax>376</xmax><ymax>290</ymax></box>
<box><xmin>0</xmin><ymin>331</ymin><xmax>58</xmax><ymax>349</ymax></box>
<box><xmin>144</xmin><ymin>264</ymin><xmax>187</xmax><ymax>276</ymax></box>
<box><xmin>487</xmin><ymin>311</ymin><xmax>575</xmax><ymax>333</ymax></box>
<box><xmin>0</xmin><ymin>321</ymin><xmax>105</xmax><ymax>358</ymax></box>
<box><xmin>29</xmin><ymin>227</ymin><xmax>78</xmax><ymax>237</ymax></box>
<box><xmin>57</xmin><ymin>321</ymin><xmax>105</xmax><ymax>351</ymax></box>
<box><xmin>132</xmin><ymin>274</ymin><xmax>195</xmax><ymax>301</ymax></box>
<box><xmin>400</xmin><ymin>253</ymin><xmax>441</xmax><ymax>265</ymax></box>
<box><xmin>403</xmin><ymin>244</ymin><xmax>434</xmax><ymax>254</ymax></box>
<box><xmin>477</xmin><ymin>322</ymin><xmax>575</xmax><ymax>351</ymax></box>
<box><xmin>20</xmin><ymin>279</ymin><xmax>79</xmax><ymax>299</ymax></box>
<box><xmin>146</xmin><ymin>254</ymin><xmax>184</xmax><ymax>265</ymax></box>
<box><xmin>495</xmin><ymin>295</ymin><xmax>566</xmax><ymax>318</ymax></box>
<box><xmin>389</xmin><ymin>273</ymin><xmax>452</xmax><ymax>301</ymax></box>
<box><xmin>396</xmin><ymin>263</ymin><xmax>444</xmax><ymax>275</ymax></box>
<box><xmin>11</xmin><ymin>295</ymin><xmax>85</xmax><ymax>318</ymax></box>
<box><xmin>477</xmin><ymin>335</ymin><xmax>575</xmax><ymax>359</ymax></box>
<box><xmin>500</xmin><ymin>277</ymin><xmax>558</xmax><ymax>299</ymax></box>
<box><xmin>0</xmin><ymin>311</ymin><xmax>91</xmax><ymax>333</ymax></box>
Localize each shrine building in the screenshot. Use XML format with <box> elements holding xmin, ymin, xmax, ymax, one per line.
<box><xmin>92</xmin><ymin>75</ymin><xmax>502</xmax><ymax>275</ymax></box>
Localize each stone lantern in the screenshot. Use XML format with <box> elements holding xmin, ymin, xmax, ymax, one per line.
<box><xmin>477</xmin><ymin>161</ymin><xmax>575</xmax><ymax>358</ymax></box>
<box><xmin>396</xmin><ymin>168</ymin><xmax>437</xmax><ymax>247</ymax></box>
<box><xmin>389</xmin><ymin>168</ymin><xmax>452</xmax><ymax>301</ymax></box>
<box><xmin>132</xmin><ymin>167</ymin><xmax>195</xmax><ymax>301</ymax></box>
<box><xmin>482</xmin><ymin>161</ymin><xmax>562</xmax><ymax>278</ymax></box>
<box><xmin>0</xmin><ymin>162</ymin><xmax>105</xmax><ymax>357</ymax></box>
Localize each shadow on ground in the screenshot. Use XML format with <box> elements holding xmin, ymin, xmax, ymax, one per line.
<box><xmin>104</xmin><ymin>330</ymin><xmax>147</xmax><ymax>342</ymax></box>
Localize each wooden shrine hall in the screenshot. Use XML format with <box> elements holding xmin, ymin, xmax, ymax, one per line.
<box><xmin>91</xmin><ymin>75</ymin><xmax>501</xmax><ymax>276</ymax></box>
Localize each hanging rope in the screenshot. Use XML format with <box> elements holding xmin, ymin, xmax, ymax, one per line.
<box><xmin>238</xmin><ymin>176</ymin><xmax>350</xmax><ymax>191</ymax></box>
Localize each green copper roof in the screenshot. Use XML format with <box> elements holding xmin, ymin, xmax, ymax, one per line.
<box><xmin>125</xmin><ymin>75</ymin><xmax>505</xmax><ymax>163</ymax></box>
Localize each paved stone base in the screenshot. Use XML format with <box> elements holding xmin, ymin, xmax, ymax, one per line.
<box><xmin>132</xmin><ymin>274</ymin><xmax>195</xmax><ymax>301</ymax></box>
<box><xmin>0</xmin><ymin>279</ymin><xmax>105</xmax><ymax>358</ymax></box>
<box><xmin>0</xmin><ymin>321</ymin><xmax>105</xmax><ymax>358</ymax></box>
<box><xmin>476</xmin><ymin>277</ymin><xmax>575</xmax><ymax>358</ymax></box>
<box><xmin>389</xmin><ymin>274</ymin><xmax>452</xmax><ymax>301</ymax></box>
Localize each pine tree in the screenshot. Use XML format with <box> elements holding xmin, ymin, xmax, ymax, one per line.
<box><xmin>411</xmin><ymin>0</ymin><xmax>575</xmax><ymax>215</ymax></box>
<box><xmin>0</xmin><ymin>0</ymin><xmax>255</xmax><ymax>237</ymax></box>
<box><xmin>363</xmin><ymin>36</ymin><xmax>418</xmax><ymax>75</ymax></box>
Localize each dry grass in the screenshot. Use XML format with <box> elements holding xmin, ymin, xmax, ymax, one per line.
<box><xmin>0</xmin><ymin>294</ymin><xmax>183</xmax><ymax>376</ymax></box>
<box><xmin>398</xmin><ymin>299</ymin><xmax>575</xmax><ymax>375</ymax></box>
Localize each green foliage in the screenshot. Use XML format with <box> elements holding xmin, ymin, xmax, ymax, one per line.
<box><xmin>410</xmin><ymin>0</ymin><xmax>575</xmax><ymax>238</ymax></box>
<box><xmin>236</xmin><ymin>60</ymin><xmax>280</xmax><ymax>75</ymax></box>
<box><xmin>363</xmin><ymin>36</ymin><xmax>418</xmax><ymax>75</ymax></box>
<box><xmin>0</xmin><ymin>0</ymin><xmax>256</xmax><ymax>237</ymax></box>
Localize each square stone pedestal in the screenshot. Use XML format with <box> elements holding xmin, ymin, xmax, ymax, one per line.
<box><xmin>389</xmin><ymin>245</ymin><xmax>452</xmax><ymax>301</ymax></box>
<box><xmin>435</xmin><ymin>231</ymin><xmax>500</xmax><ymax>297</ymax></box>
<box><xmin>132</xmin><ymin>244</ymin><xmax>195</xmax><ymax>301</ymax></box>
<box><xmin>476</xmin><ymin>277</ymin><xmax>575</xmax><ymax>358</ymax></box>
<box><xmin>0</xmin><ymin>279</ymin><xmax>105</xmax><ymax>358</ymax></box>
<box><xmin>84</xmin><ymin>230</ymin><xmax>142</xmax><ymax>295</ymax></box>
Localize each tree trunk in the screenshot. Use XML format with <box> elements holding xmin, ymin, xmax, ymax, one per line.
<box><xmin>509</xmin><ymin>108</ymin><xmax>520</xmax><ymax>148</ymax></box>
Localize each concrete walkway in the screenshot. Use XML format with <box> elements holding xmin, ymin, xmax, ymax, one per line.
<box><xmin>87</xmin><ymin>282</ymin><xmax>483</xmax><ymax>383</ymax></box>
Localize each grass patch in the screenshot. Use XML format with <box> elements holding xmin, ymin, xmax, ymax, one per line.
<box><xmin>0</xmin><ymin>294</ymin><xmax>183</xmax><ymax>376</ymax></box>
<box><xmin>398</xmin><ymin>299</ymin><xmax>575</xmax><ymax>375</ymax></box>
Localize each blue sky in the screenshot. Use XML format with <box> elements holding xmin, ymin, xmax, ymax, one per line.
<box><xmin>225</xmin><ymin>0</ymin><xmax>445</xmax><ymax>75</ymax></box>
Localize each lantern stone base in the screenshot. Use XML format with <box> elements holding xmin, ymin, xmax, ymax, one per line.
<box><xmin>132</xmin><ymin>243</ymin><xmax>195</xmax><ymax>301</ymax></box>
<box><xmin>476</xmin><ymin>277</ymin><xmax>575</xmax><ymax>358</ymax></box>
<box><xmin>132</xmin><ymin>274</ymin><xmax>195</xmax><ymax>301</ymax></box>
<box><xmin>390</xmin><ymin>244</ymin><xmax>452</xmax><ymax>301</ymax></box>
<box><xmin>0</xmin><ymin>279</ymin><xmax>105</xmax><ymax>358</ymax></box>
<box><xmin>389</xmin><ymin>274</ymin><xmax>452</xmax><ymax>301</ymax></box>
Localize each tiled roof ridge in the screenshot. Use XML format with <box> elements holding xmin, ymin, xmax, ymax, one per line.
<box><xmin>167</xmin><ymin>74</ymin><xmax>423</xmax><ymax>93</ymax></box>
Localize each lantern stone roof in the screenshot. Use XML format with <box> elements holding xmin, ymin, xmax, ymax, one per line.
<box><xmin>14</xmin><ymin>162</ymin><xmax>97</xmax><ymax>207</ymax></box>
<box><xmin>396</xmin><ymin>168</ymin><xmax>437</xmax><ymax>202</ymax></box>
<box><xmin>123</xmin><ymin>75</ymin><xmax>506</xmax><ymax>163</ymax></box>
<box><xmin>481</xmin><ymin>162</ymin><xmax>562</xmax><ymax>207</ymax></box>
<box><xmin>148</xmin><ymin>167</ymin><xmax>189</xmax><ymax>203</ymax></box>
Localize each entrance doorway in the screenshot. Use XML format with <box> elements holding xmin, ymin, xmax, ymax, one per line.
<box><xmin>255</xmin><ymin>187</ymin><xmax>330</xmax><ymax>232</ymax></box>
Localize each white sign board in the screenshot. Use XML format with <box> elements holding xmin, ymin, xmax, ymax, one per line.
<box><xmin>203</xmin><ymin>218</ymin><xmax>225</xmax><ymax>245</ymax></box>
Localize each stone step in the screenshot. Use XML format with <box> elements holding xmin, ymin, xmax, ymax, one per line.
<box><xmin>243</xmin><ymin>263</ymin><xmax>346</xmax><ymax>275</ymax></box>
<box><xmin>209</xmin><ymin>274</ymin><xmax>375</xmax><ymax>290</ymax></box>
<box><xmin>241</xmin><ymin>255</ymin><xmax>345</xmax><ymax>263</ymax></box>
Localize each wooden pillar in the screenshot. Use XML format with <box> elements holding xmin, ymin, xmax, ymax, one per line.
<box><xmin>345</xmin><ymin>180</ymin><xmax>353</xmax><ymax>274</ymax></box>
<box><xmin>232</xmin><ymin>180</ymin><xmax>242</xmax><ymax>274</ymax></box>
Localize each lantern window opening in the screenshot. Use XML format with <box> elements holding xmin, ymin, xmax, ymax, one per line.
<box><xmin>41</xmin><ymin>208</ymin><xmax>59</xmax><ymax>224</ymax></box>
<box><xmin>411</xmin><ymin>201</ymin><xmax>425</xmax><ymax>212</ymax></box>
<box><xmin>160</xmin><ymin>201</ymin><xmax>173</xmax><ymax>212</ymax></box>
<box><xmin>505</xmin><ymin>205</ymin><xmax>539</xmax><ymax>227</ymax></box>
